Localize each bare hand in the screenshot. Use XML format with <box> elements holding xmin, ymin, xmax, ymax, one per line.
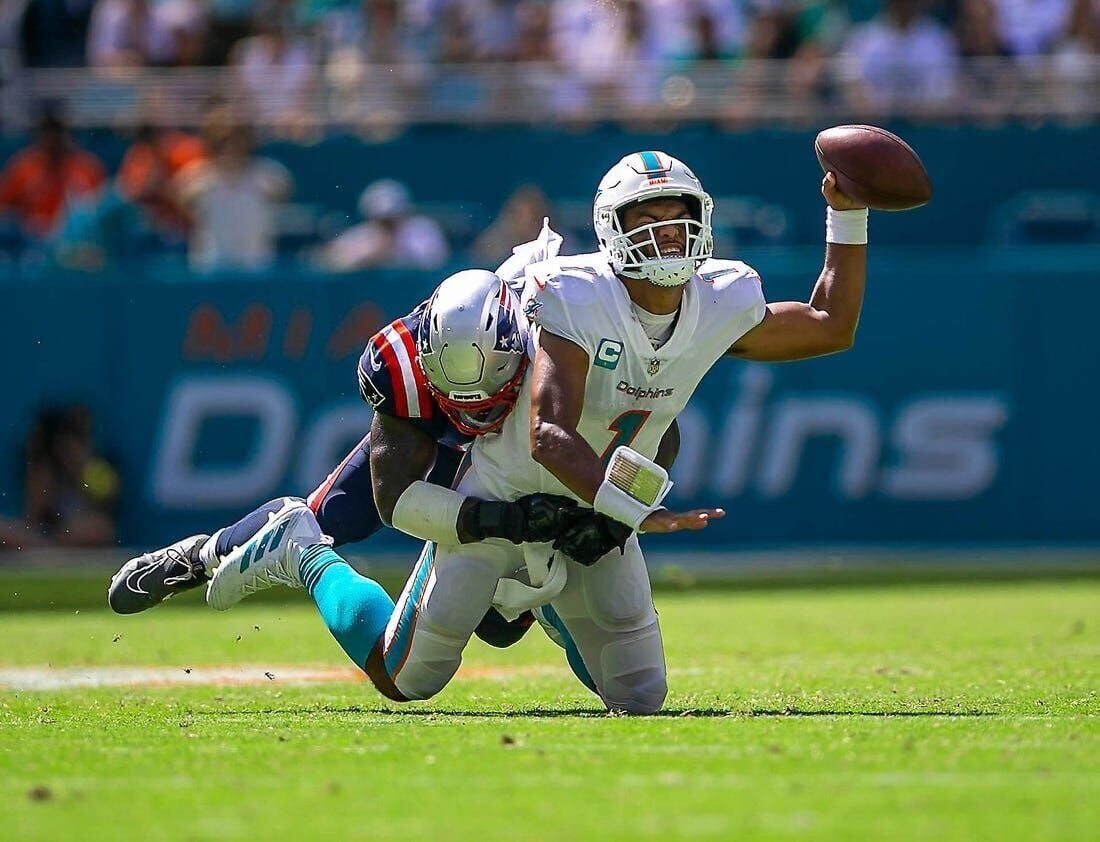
<box><xmin>640</xmin><ymin>508</ymin><xmax>725</xmax><ymax>534</ymax></box>
<box><xmin>822</xmin><ymin>172</ymin><xmax>865</xmax><ymax>211</ymax></box>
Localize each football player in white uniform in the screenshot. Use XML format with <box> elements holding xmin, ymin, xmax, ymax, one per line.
<box><xmin>210</xmin><ymin>150</ymin><xmax>867</xmax><ymax>712</ymax></box>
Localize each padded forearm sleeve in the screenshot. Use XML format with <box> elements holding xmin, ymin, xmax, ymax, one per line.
<box><xmin>390</xmin><ymin>480</ymin><xmax>465</xmax><ymax>546</ymax></box>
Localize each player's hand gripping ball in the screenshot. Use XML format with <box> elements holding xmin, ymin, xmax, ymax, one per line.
<box><xmin>815</xmin><ymin>125</ymin><xmax>932</xmax><ymax>211</ymax></box>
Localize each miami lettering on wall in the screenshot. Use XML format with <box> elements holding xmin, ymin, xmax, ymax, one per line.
<box><xmin>5</xmin><ymin>263</ymin><xmax>1096</xmax><ymax>546</ymax></box>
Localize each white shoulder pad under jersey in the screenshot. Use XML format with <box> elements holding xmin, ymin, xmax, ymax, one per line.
<box><xmin>519</xmin><ymin>252</ymin><xmax>613</xmax><ymax>357</ymax></box>
<box><xmin>693</xmin><ymin>258</ymin><xmax>767</xmax><ymax>349</ymax></box>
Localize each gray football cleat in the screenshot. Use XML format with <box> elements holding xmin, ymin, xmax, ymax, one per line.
<box><xmin>108</xmin><ymin>534</ymin><xmax>211</xmax><ymax>614</ymax></box>
<box><xmin>206</xmin><ymin>498</ymin><xmax>329</xmax><ymax>611</ymax></box>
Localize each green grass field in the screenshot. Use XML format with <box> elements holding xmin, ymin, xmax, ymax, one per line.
<box><xmin>2</xmin><ymin>579</ymin><xmax>1098</xmax><ymax>841</ymax></box>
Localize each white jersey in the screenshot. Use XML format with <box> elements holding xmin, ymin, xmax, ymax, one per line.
<box><xmin>471</xmin><ymin>251</ymin><xmax>767</xmax><ymax>502</ymax></box>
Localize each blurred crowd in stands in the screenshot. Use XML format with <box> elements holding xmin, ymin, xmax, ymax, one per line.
<box><xmin>0</xmin><ymin>105</ymin><xmax>466</xmax><ymax>272</ymax></box>
<box><xmin>18</xmin><ymin>0</ymin><xmax>1100</xmax><ymax>71</ymax></box>
<box><xmin>2</xmin><ymin>0</ymin><xmax>1097</xmax><ymax>272</ymax></box>
<box><xmin>15</xmin><ymin>0</ymin><xmax>1100</xmax><ymax>115</ymax></box>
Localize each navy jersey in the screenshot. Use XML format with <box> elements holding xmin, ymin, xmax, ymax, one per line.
<box><xmin>357</xmin><ymin>302</ymin><xmax>473</xmax><ymax>452</ymax></box>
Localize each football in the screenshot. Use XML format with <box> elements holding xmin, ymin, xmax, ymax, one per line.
<box><xmin>815</xmin><ymin>125</ymin><xmax>933</xmax><ymax>211</ymax></box>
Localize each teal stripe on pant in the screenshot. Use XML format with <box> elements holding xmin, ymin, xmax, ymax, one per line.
<box><xmin>299</xmin><ymin>545</ymin><xmax>393</xmax><ymax>672</ymax></box>
<box><xmin>383</xmin><ymin>543</ymin><xmax>435</xmax><ymax>676</ymax></box>
<box><xmin>540</xmin><ymin>604</ymin><xmax>597</xmax><ymax>695</ymax></box>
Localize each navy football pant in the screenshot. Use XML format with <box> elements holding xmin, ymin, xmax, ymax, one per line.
<box><xmin>212</xmin><ymin>434</ymin><xmax>531</xmax><ymax>648</ymax></box>
<box><xmin>214</xmin><ymin>433</ymin><xmax>461</xmax><ymax>555</ymax></box>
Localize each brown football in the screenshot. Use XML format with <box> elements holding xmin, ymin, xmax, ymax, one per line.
<box><xmin>814</xmin><ymin>125</ymin><xmax>932</xmax><ymax>211</ymax></box>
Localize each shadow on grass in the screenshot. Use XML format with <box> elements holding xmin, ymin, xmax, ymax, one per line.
<box><xmin>744</xmin><ymin>708</ymin><xmax>989</xmax><ymax>718</ymax></box>
<box><xmin>192</xmin><ymin>705</ymin><xmax>991</xmax><ymax>719</ymax></box>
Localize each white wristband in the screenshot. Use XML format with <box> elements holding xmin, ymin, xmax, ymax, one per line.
<box><xmin>826</xmin><ymin>207</ymin><xmax>868</xmax><ymax>245</ymax></box>
<box><xmin>593</xmin><ymin>446</ymin><xmax>673</xmax><ymax>531</ymax></box>
<box><xmin>391</xmin><ymin>480</ymin><xmax>465</xmax><ymax>546</ymax></box>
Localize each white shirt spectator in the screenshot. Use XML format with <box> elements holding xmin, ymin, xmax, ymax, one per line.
<box><xmin>319</xmin><ymin>179</ymin><xmax>450</xmax><ymax>271</ymax></box>
<box><xmin>990</xmin><ymin>0</ymin><xmax>1073</xmax><ymax>57</ymax></box>
<box><xmin>232</xmin><ymin>33</ymin><xmax>315</xmax><ymax>125</ymax></box>
<box><xmin>88</xmin><ymin>0</ymin><xmax>204</xmax><ymax>67</ymax></box>
<box><xmin>552</xmin><ymin>0</ymin><xmax>653</xmax><ymax>83</ymax></box>
<box><xmin>647</xmin><ymin>0</ymin><xmax>745</xmax><ymax>60</ymax></box>
<box><xmin>842</xmin><ymin>14</ymin><xmax>960</xmax><ymax>107</ymax></box>
<box><xmin>176</xmin><ymin>157</ymin><xmax>291</xmax><ymax>272</ymax></box>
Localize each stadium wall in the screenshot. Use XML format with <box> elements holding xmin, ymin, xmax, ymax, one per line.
<box><xmin>7</xmin><ymin>245</ymin><xmax>1098</xmax><ymax>550</ymax></box>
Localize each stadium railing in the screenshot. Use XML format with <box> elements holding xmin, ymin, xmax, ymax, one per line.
<box><xmin>2</xmin><ymin>57</ymin><xmax>1098</xmax><ymax>131</ymax></box>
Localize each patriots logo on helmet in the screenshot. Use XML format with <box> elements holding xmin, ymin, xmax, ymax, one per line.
<box><xmin>493</xmin><ymin>305</ymin><xmax>525</xmax><ymax>353</ymax></box>
<box><xmin>489</xmin><ymin>281</ymin><xmax>525</xmax><ymax>353</ymax></box>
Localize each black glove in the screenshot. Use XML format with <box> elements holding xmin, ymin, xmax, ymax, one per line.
<box><xmin>460</xmin><ymin>494</ymin><xmax>581</xmax><ymax>544</ymax></box>
<box><xmin>552</xmin><ymin>511</ymin><xmax>632</xmax><ymax>566</ymax></box>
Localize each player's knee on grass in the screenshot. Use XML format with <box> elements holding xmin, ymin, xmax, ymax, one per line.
<box><xmin>595</xmin><ymin>625</ymin><xmax>667</xmax><ymax>715</ymax></box>
<box><xmin>390</xmin><ymin>627</ymin><xmax>468</xmax><ymax>701</ymax></box>
<box><xmin>602</xmin><ymin>665</ymin><xmax>668</xmax><ymax>715</ymax></box>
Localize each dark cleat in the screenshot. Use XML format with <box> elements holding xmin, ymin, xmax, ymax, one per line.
<box><xmin>108</xmin><ymin>534</ymin><xmax>210</xmax><ymax>614</ymax></box>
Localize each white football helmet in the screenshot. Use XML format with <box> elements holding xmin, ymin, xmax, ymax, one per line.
<box><xmin>417</xmin><ymin>269</ymin><xmax>529</xmax><ymax>435</ymax></box>
<box><xmin>593</xmin><ymin>151</ymin><xmax>714</xmax><ymax>287</ymax></box>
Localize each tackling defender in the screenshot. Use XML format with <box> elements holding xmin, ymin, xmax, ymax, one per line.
<box><xmin>208</xmin><ymin>150</ymin><xmax>869</xmax><ymax>712</ymax></box>
<box><xmin>111</xmin><ymin>241</ymin><xmax>679</xmax><ymax>668</ymax></box>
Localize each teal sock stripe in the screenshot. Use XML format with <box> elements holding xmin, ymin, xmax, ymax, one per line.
<box><xmin>540</xmin><ymin>604</ymin><xmax>598</xmax><ymax>695</ymax></box>
<box><xmin>383</xmin><ymin>543</ymin><xmax>435</xmax><ymax>677</ymax></box>
<box><xmin>299</xmin><ymin>544</ymin><xmax>341</xmax><ymax>594</ymax></box>
<box><xmin>301</xmin><ymin>546</ymin><xmax>394</xmax><ymax>672</ymax></box>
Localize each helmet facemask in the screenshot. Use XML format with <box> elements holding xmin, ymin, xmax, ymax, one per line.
<box><xmin>423</xmin><ymin>354</ymin><xmax>528</xmax><ymax>436</ymax></box>
<box><xmin>599</xmin><ymin>193</ymin><xmax>714</xmax><ymax>287</ymax></box>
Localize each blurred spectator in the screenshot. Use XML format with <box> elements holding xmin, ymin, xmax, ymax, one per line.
<box><xmin>117</xmin><ymin>124</ymin><xmax>206</xmax><ymax>239</ymax></box>
<box><xmin>0</xmin><ymin>405</ymin><xmax>119</xmax><ymax>550</ymax></box>
<box><xmin>175</xmin><ymin>110</ymin><xmax>291</xmax><ymax>272</ymax></box>
<box><xmin>1051</xmin><ymin>0</ymin><xmax>1100</xmax><ymax>107</ymax></box>
<box><xmin>318</xmin><ymin>179</ymin><xmax>449</xmax><ymax>271</ymax></box>
<box><xmin>206</xmin><ymin>0</ymin><xmax>258</xmax><ymax>64</ymax></box>
<box><xmin>657</xmin><ymin>0</ymin><xmax>745</xmax><ymax>63</ymax></box>
<box><xmin>436</xmin><ymin>0</ymin><xmax>478</xmax><ymax>63</ymax></box>
<box><xmin>322</xmin><ymin>0</ymin><xmax>420</xmax><ymax>65</ymax></box>
<box><xmin>989</xmin><ymin>0</ymin><xmax>1073</xmax><ymax>58</ymax></box>
<box><xmin>0</xmin><ymin>112</ymin><xmax>106</xmax><ymax>239</ymax></box>
<box><xmin>468</xmin><ymin>0</ymin><xmax>522</xmax><ymax>61</ymax></box>
<box><xmin>552</xmin><ymin>0</ymin><xmax>655</xmax><ymax>86</ymax></box>
<box><xmin>87</xmin><ymin>0</ymin><xmax>207</xmax><ymax>68</ymax></box>
<box><xmin>50</xmin><ymin>189</ymin><xmax>149</xmax><ymax>272</ymax></box>
<box><xmin>840</xmin><ymin>0</ymin><xmax>960</xmax><ymax>109</ymax></box>
<box><xmin>231</xmin><ymin>11</ymin><xmax>317</xmax><ymax>130</ymax></box>
<box><xmin>741</xmin><ymin>0</ymin><xmax>846</xmax><ymax>105</ymax></box>
<box><xmin>955</xmin><ymin>0</ymin><xmax>1010</xmax><ymax>57</ymax></box>
<box><xmin>1054</xmin><ymin>0</ymin><xmax>1100</xmax><ymax>57</ymax></box>
<box><xmin>20</xmin><ymin>0</ymin><xmax>94</xmax><ymax>67</ymax></box>
<box><xmin>745</xmin><ymin>0</ymin><xmax>846</xmax><ymax>60</ymax></box>
<box><xmin>471</xmin><ymin>185</ymin><xmax>552</xmax><ymax>266</ymax></box>
<box><xmin>509</xmin><ymin>0</ymin><xmax>587</xmax><ymax>115</ymax></box>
